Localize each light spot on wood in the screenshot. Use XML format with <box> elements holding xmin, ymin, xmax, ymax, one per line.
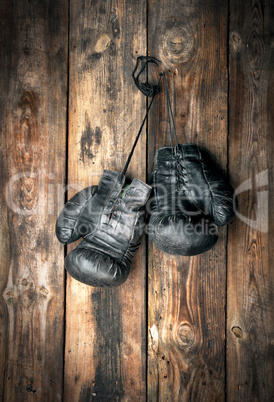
<box><xmin>94</xmin><ymin>34</ymin><xmax>111</xmax><ymax>53</ymax></box>
<box><xmin>149</xmin><ymin>324</ymin><xmax>159</xmax><ymax>355</ymax></box>
<box><xmin>230</xmin><ymin>32</ymin><xmax>242</xmax><ymax>52</ymax></box>
<box><xmin>157</xmin><ymin>24</ymin><xmax>197</xmax><ymax>68</ymax></box>
<box><xmin>3</xmin><ymin>289</ymin><xmax>17</xmax><ymax>303</ymax></box>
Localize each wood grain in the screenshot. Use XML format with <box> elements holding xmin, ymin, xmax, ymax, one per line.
<box><xmin>227</xmin><ymin>0</ymin><xmax>274</xmax><ymax>400</ymax></box>
<box><xmin>0</xmin><ymin>0</ymin><xmax>68</xmax><ymax>400</ymax></box>
<box><xmin>1</xmin><ymin>1</ymin><xmax>273</xmax><ymax>400</ymax></box>
<box><xmin>64</xmin><ymin>0</ymin><xmax>147</xmax><ymax>400</ymax></box>
<box><xmin>147</xmin><ymin>0</ymin><xmax>228</xmax><ymax>400</ymax></box>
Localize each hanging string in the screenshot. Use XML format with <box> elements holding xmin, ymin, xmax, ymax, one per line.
<box><xmin>132</xmin><ymin>56</ymin><xmax>161</xmax><ymax>97</ymax></box>
<box><xmin>122</xmin><ymin>89</ymin><xmax>159</xmax><ymax>176</ymax></box>
<box><xmin>161</xmin><ymin>72</ymin><xmax>179</xmax><ymax>153</ymax></box>
<box><xmin>122</xmin><ymin>57</ymin><xmax>162</xmax><ymax>176</ymax></box>
<box><xmin>161</xmin><ymin>73</ymin><xmax>174</xmax><ymax>152</ymax></box>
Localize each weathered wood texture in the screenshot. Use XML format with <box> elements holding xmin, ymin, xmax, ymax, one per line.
<box><xmin>0</xmin><ymin>0</ymin><xmax>68</xmax><ymax>401</ymax></box>
<box><xmin>147</xmin><ymin>0</ymin><xmax>228</xmax><ymax>400</ymax></box>
<box><xmin>227</xmin><ymin>0</ymin><xmax>274</xmax><ymax>401</ymax></box>
<box><xmin>1</xmin><ymin>1</ymin><xmax>273</xmax><ymax>401</ymax></box>
<box><xmin>64</xmin><ymin>1</ymin><xmax>147</xmax><ymax>401</ymax></box>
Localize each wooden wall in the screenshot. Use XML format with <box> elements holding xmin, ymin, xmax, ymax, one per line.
<box><xmin>0</xmin><ymin>0</ymin><xmax>273</xmax><ymax>401</ymax></box>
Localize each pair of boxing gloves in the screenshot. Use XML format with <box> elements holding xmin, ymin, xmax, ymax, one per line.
<box><xmin>56</xmin><ymin>144</ymin><xmax>236</xmax><ymax>288</ymax></box>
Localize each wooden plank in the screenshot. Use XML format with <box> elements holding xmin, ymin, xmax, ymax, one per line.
<box><xmin>147</xmin><ymin>0</ymin><xmax>228</xmax><ymax>400</ymax></box>
<box><xmin>64</xmin><ymin>1</ymin><xmax>147</xmax><ymax>400</ymax></box>
<box><xmin>227</xmin><ymin>0</ymin><xmax>274</xmax><ymax>400</ymax></box>
<box><xmin>0</xmin><ymin>0</ymin><xmax>68</xmax><ymax>400</ymax></box>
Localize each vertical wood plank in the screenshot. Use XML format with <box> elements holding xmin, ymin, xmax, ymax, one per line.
<box><xmin>227</xmin><ymin>0</ymin><xmax>274</xmax><ymax>400</ymax></box>
<box><xmin>147</xmin><ymin>1</ymin><xmax>228</xmax><ymax>400</ymax></box>
<box><xmin>65</xmin><ymin>1</ymin><xmax>147</xmax><ymax>400</ymax></box>
<box><xmin>0</xmin><ymin>0</ymin><xmax>68</xmax><ymax>400</ymax></box>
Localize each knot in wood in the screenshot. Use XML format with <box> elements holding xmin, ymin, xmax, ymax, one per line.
<box><xmin>158</xmin><ymin>24</ymin><xmax>197</xmax><ymax>68</ymax></box>
<box><xmin>176</xmin><ymin>323</ymin><xmax>195</xmax><ymax>348</ymax></box>
<box><xmin>246</xmin><ymin>4</ymin><xmax>265</xmax><ymax>73</ymax></box>
<box><xmin>123</xmin><ymin>345</ymin><xmax>133</xmax><ymax>357</ymax></box>
<box><xmin>3</xmin><ymin>288</ymin><xmax>18</xmax><ymax>304</ymax></box>
<box><xmin>231</xmin><ymin>326</ymin><xmax>243</xmax><ymax>339</ymax></box>
<box><xmin>94</xmin><ymin>34</ymin><xmax>111</xmax><ymax>54</ymax></box>
<box><xmin>230</xmin><ymin>31</ymin><xmax>242</xmax><ymax>53</ymax></box>
<box><xmin>39</xmin><ymin>286</ymin><xmax>49</xmax><ymax>299</ymax></box>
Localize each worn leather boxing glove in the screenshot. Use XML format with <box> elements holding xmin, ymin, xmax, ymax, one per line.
<box><xmin>56</xmin><ymin>170</ymin><xmax>151</xmax><ymax>287</ymax></box>
<box><xmin>181</xmin><ymin>145</ymin><xmax>236</xmax><ymax>226</ymax></box>
<box><xmin>148</xmin><ymin>144</ymin><xmax>236</xmax><ymax>256</ymax></box>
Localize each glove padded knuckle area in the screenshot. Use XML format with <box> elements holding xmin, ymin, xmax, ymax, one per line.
<box><xmin>148</xmin><ymin>213</ymin><xmax>218</xmax><ymax>256</ymax></box>
<box><xmin>65</xmin><ymin>246</ymin><xmax>129</xmax><ymax>288</ymax></box>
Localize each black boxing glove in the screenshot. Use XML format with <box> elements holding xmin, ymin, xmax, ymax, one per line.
<box><xmin>180</xmin><ymin>144</ymin><xmax>236</xmax><ymax>226</ymax></box>
<box><xmin>148</xmin><ymin>144</ymin><xmax>235</xmax><ymax>256</ymax></box>
<box><xmin>56</xmin><ymin>170</ymin><xmax>151</xmax><ymax>287</ymax></box>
